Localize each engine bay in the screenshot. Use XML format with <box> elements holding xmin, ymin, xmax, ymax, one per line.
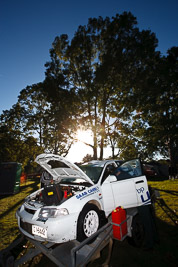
<box><xmin>25</xmin><ymin>183</ymin><xmax>87</xmax><ymax>208</ymax></box>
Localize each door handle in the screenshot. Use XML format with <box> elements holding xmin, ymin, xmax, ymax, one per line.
<box><xmin>135</xmin><ymin>180</ymin><xmax>144</xmax><ymax>184</ymax></box>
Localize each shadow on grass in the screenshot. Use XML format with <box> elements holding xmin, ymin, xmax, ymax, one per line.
<box><xmin>0</xmin><ymin>195</ymin><xmax>13</xmax><ymax>200</ymax></box>
<box><xmin>87</xmin><ymin>217</ymin><xmax>178</xmax><ymax>267</ymax></box>
<box><xmin>0</xmin><ymin>180</ymin><xmax>39</xmax><ymax>220</ymax></box>
<box><xmin>156</xmin><ymin>198</ymin><xmax>178</xmax><ymax>225</ymax></box>
<box><xmin>0</xmin><ymin>179</ymin><xmax>40</xmax><ymax>200</ymax></box>
<box><xmin>154</xmin><ymin>188</ymin><xmax>178</xmax><ymax>197</ymax></box>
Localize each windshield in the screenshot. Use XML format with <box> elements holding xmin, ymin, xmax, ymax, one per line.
<box><xmin>79</xmin><ymin>165</ymin><xmax>103</xmax><ymax>184</ymax></box>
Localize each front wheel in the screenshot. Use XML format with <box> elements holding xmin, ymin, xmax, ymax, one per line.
<box><xmin>77</xmin><ymin>204</ymin><xmax>101</xmax><ymax>242</ymax></box>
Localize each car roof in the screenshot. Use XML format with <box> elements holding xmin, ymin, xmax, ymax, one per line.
<box><xmin>82</xmin><ymin>159</ymin><xmax>121</xmax><ymax>167</ymax></box>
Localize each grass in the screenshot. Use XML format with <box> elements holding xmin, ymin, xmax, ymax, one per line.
<box><xmin>0</xmin><ymin>179</ymin><xmax>177</xmax><ymax>266</ymax></box>
<box><xmin>0</xmin><ymin>179</ymin><xmax>40</xmax><ymax>250</ymax></box>
<box><xmin>149</xmin><ymin>180</ymin><xmax>178</xmax><ymax>226</ymax></box>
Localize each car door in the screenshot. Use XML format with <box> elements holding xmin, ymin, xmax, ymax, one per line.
<box><xmin>100</xmin><ymin>163</ymin><xmax>118</xmax><ymax>216</ymax></box>
<box><xmin>111</xmin><ymin>177</ymin><xmax>138</xmax><ymax>209</ymax></box>
<box><xmin>110</xmin><ymin>159</ymin><xmax>149</xmax><ymax>209</ymax></box>
<box><xmin>101</xmin><ymin>175</ymin><xmax>116</xmax><ymax>216</ymax></box>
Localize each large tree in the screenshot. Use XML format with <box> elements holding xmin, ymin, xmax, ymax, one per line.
<box><xmin>51</xmin><ymin>12</ymin><xmax>159</xmax><ymax>159</ymax></box>
<box><xmin>1</xmin><ymin>12</ymin><xmax>176</xmax><ymax>165</ymax></box>
<box><xmin>43</xmin><ymin>47</ymin><xmax>79</xmax><ymax>155</ymax></box>
<box><xmin>18</xmin><ymin>83</ymin><xmax>49</xmax><ymax>148</ymax></box>
<box><xmin>130</xmin><ymin>47</ymin><xmax>178</xmax><ymax>165</ymax></box>
<box><xmin>18</xmin><ymin>78</ymin><xmax>76</xmax><ymax>156</ymax></box>
<box><xmin>0</xmin><ymin>103</ymin><xmax>41</xmax><ymax>166</ymax></box>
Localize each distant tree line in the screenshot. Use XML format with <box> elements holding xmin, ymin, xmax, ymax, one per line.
<box><xmin>0</xmin><ymin>12</ymin><xmax>177</xmax><ymax>170</ymax></box>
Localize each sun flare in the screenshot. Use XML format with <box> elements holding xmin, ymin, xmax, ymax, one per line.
<box><xmin>66</xmin><ymin>129</ymin><xmax>94</xmax><ymax>162</ymax></box>
<box><xmin>76</xmin><ymin>129</ymin><xmax>93</xmax><ymax>144</ymax></box>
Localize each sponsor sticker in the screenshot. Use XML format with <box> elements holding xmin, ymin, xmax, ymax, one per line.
<box><xmin>136</xmin><ymin>187</ymin><xmax>144</xmax><ymax>194</ymax></box>
<box><xmin>136</xmin><ymin>187</ymin><xmax>151</xmax><ymax>204</ymax></box>
<box><xmin>76</xmin><ymin>186</ymin><xmax>99</xmax><ymax>200</ymax></box>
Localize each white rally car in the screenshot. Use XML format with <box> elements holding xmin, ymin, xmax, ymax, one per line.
<box><xmin>16</xmin><ymin>154</ymin><xmax>151</xmax><ymax>244</ymax></box>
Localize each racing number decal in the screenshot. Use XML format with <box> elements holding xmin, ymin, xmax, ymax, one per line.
<box><xmin>136</xmin><ymin>187</ymin><xmax>151</xmax><ymax>204</ymax></box>
<box><xmin>141</xmin><ymin>191</ymin><xmax>150</xmax><ymax>203</ymax></box>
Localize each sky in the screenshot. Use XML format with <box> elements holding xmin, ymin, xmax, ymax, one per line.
<box><xmin>0</xmin><ymin>0</ymin><xmax>178</xmax><ymax>162</ymax></box>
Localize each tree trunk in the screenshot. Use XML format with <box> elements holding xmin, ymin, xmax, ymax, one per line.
<box><xmin>112</xmin><ymin>145</ymin><xmax>115</xmax><ymax>159</ymax></box>
<box><xmin>168</xmin><ymin>136</ymin><xmax>177</xmax><ymax>178</ymax></box>
<box><xmin>93</xmin><ymin>98</ymin><xmax>98</xmax><ymax>160</ymax></box>
<box><xmin>99</xmin><ymin>109</ymin><xmax>106</xmax><ymax>160</ymax></box>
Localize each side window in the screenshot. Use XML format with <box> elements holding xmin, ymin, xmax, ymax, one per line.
<box><xmin>113</xmin><ymin>159</ymin><xmax>142</xmax><ymax>181</ymax></box>
<box><xmin>101</xmin><ymin>164</ymin><xmax>116</xmax><ymax>184</ymax></box>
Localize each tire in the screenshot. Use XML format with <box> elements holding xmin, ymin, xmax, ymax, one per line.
<box><xmin>127</xmin><ymin>214</ymin><xmax>145</xmax><ymax>247</ymax></box>
<box><xmin>77</xmin><ymin>204</ymin><xmax>101</xmax><ymax>242</ymax></box>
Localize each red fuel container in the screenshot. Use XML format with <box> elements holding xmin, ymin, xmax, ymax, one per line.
<box><xmin>112</xmin><ymin>207</ymin><xmax>127</xmax><ymax>240</ymax></box>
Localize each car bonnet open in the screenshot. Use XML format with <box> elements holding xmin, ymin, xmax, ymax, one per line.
<box><xmin>35</xmin><ymin>153</ymin><xmax>94</xmax><ymax>185</ymax></box>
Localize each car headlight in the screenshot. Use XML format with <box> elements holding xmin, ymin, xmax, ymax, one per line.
<box><xmin>39</xmin><ymin>208</ymin><xmax>69</xmax><ymax>219</ymax></box>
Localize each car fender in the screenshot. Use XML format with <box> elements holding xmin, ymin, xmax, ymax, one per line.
<box><xmin>59</xmin><ymin>184</ymin><xmax>104</xmax><ymax>214</ymax></box>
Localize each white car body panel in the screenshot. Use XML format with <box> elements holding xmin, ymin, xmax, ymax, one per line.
<box><xmin>101</xmin><ymin>177</ymin><xmax>115</xmax><ymax>216</ymax></box>
<box><xmin>16</xmin><ymin>154</ymin><xmax>151</xmax><ymax>243</ymax></box>
<box><xmin>111</xmin><ymin>177</ymin><xmax>138</xmax><ymax>208</ymax></box>
<box><xmin>35</xmin><ymin>153</ymin><xmax>94</xmax><ymax>185</ymax></box>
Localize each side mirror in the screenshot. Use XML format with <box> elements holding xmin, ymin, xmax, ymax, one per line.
<box><xmin>108</xmin><ymin>175</ymin><xmax>117</xmax><ymax>182</ymax></box>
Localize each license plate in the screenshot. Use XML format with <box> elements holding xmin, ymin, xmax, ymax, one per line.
<box><xmin>32</xmin><ymin>225</ymin><xmax>47</xmax><ymax>238</ymax></box>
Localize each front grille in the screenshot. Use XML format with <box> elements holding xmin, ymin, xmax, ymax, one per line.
<box><xmin>20</xmin><ymin>219</ymin><xmax>33</xmax><ymax>235</ymax></box>
<box><xmin>24</xmin><ymin>207</ymin><xmax>36</xmax><ymax>215</ymax></box>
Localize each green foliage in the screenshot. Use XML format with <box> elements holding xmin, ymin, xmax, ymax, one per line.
<box><xmin>51</xmin><ymin>12</ymin><xmax>160</xmax><ymax>160</ymax></box>
<box><xmin>0</xmin><ymin>103</ymin><xmax>42</xmax><ymax>167</ymax></box>
<box><xmin>130</xmin><ymin>47</ymin><xmax>178</xmax><ymax>165</ymax></box>
<box><xmin>82</xmin><ymin>154</ymin><xmax>93</xmax><ymax>163</ymax></box>
<box><xmin>0</xmin><ymin>11</ymin><xmax>177</xmax><ymax>165</ymax></box>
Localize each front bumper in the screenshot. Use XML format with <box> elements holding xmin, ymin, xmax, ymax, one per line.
<box><xmin>16</xmin><ymin>205</ymin><xmax>78</xmax><ymax>243</ymax></box>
